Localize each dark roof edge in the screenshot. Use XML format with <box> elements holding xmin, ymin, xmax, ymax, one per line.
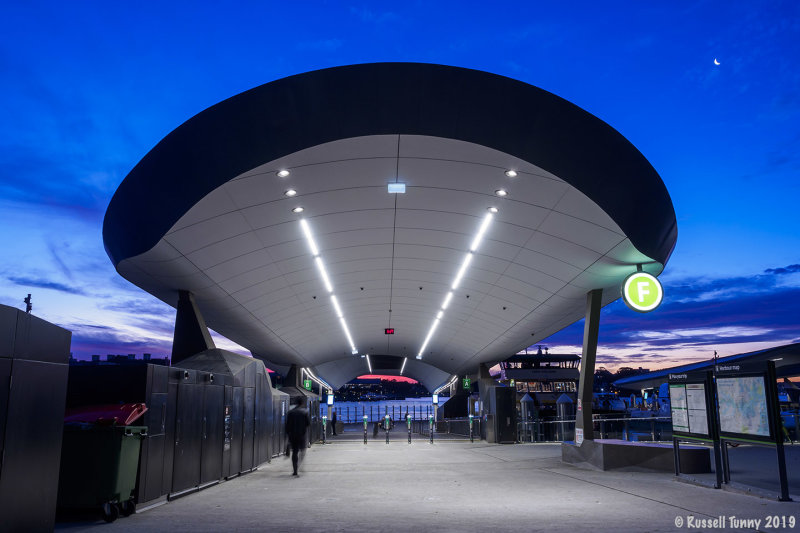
<box><xmin>104</xmin><ymin>62</ymin><xmax>677</xmax><ymax>267</ymax></box>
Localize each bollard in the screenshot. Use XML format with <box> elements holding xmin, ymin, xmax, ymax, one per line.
<box><xmin>469</xmin><ymin>413</ymin><xmax>474</xmax><ymax>443</ymax></box>
<box><xmin>385</xmin><ymin>414</ymin><xmax>391</xmax><ymax>444</ymax></box>
<box><xmin>363</xmin><ymin>415</ymin><xmax>368</xmax><ymax>444</ymax></box>
<box><xmin>429</xmin><ymin>414</ymin><xmax>434</xmax><ymax>444</ymax></box>
<box><xmin>407</xmin><ymin>414</ymin><xmax>412</xmax><ymax>443</ymax></box>
<box><xmin>322</xmin><ymin>415</ymin><xmax>327</xmax><ymax>444</ymax></box>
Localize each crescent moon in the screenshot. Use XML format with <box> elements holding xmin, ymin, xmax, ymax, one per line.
<box><xmin>714</xmin><ymin>58</ymin><xmax>720</xmax><ymax>65</ymax></box>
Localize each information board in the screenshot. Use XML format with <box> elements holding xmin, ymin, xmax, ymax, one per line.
<box><xmin>717</xmin><ymin>375</ymin><xmax>771</xmax><ymax>439</ymax></box>
<box><xmin>669</xmin><ymin>382</ymin><xmax>709</xmax><ymax>436</ymax></box>
<box><xmin>669</xmin><ymin>384</ymin><xmax>689</xmax><ymax>432</ymax></box>
<box><xmin>686</xmin><ymin>383</ymin><xmax>709</xmax><ymax>436</ymax></box>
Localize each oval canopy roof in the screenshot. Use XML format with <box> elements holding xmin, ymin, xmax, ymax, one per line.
<box><xmin>104</xmin><ymin>63</ymin><xmax>677</xmax><ymax>391</ymax></box>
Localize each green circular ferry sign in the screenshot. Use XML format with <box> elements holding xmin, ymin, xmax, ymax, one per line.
<box><xmin>621</xmin><ymin>272</ymin><xmax>663</xmax><ymax>312</ymax></box>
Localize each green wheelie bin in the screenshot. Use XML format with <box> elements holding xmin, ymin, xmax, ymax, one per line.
<box><xmin>58</xmin><ymin>424</ymin><xmax>147</xmax><ymax>522</ymax></box>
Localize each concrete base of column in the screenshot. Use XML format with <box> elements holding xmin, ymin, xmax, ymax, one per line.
<box><xmin>561</xmin><ymin>440</ymin><xmax>711</xmax><ymax>473</ymax></box>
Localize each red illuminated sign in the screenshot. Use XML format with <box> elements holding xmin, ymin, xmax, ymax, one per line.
<box><xmin>384</xmin><ymin>328</ymin><xmax>395</xmax><ymax>335</ymax></box>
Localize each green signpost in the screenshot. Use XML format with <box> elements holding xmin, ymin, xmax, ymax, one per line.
<box><xmin>303</xmin><ymin>379</ymin><xmax>312</xmax><ymax>391</ymax></box>
<box><xmin>462</xmin><ymin>377</ymin><xmax>471</xmax><ymax>390</ymax></box>
<box><xmin>621</xmin><ymin>271</ymin><xmax>663</xmax><ymax>313</ymax></box>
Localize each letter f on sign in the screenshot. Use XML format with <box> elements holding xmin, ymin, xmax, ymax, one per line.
<box><xmin>637</xmin><ymin>281</ymin><xmax>650</xmax><ymax>303</ymax></box>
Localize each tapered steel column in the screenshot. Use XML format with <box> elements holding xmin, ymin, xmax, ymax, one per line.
<box><xmin>171</xmin><ymin>290</ymin><xmax>215</xmax><ymax>364</ymax></box>
<box><xmin>575</xmin><ymin>289</ymin><xmax>603</xmax><ymax>442</ymax></box>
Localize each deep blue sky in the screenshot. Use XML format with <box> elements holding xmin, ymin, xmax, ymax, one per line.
<box><xmin>1</xmin><ymin>2</ymin><xmax>798</xmax><ymax>370</ymax></box>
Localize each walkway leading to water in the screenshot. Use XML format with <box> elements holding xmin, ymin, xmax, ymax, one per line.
<box><xmin>57</xmin><ymin>442</ymin><xmax>796</xmax><ymax>532</ymax></box>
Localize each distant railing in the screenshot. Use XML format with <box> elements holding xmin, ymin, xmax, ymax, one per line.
<box><xmin>321</xmin><ymin>403</ymin><xmax>436</xmax><ymax>423</ymax></box>
<box><xmin>518</xmin><ymin>416</ymin><xmax>673</xmax><ymax>443</ymax></box>
<box><xmin>442</xmin><ymin>417</ymin><xmax>481</xmax><ymax>437</ymax></box>
<box><xmin>414</xmin><ymin>417</ymin><xmax>480</xmax><ymax>437</ymax></box>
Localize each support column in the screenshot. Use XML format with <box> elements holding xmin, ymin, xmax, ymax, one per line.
<box><xmin>575</xmin><ymin>288</ymin><xmax>602</xmax><ymax>442</ymax></box>
<box><xmin>285</xmin><ymin>364</ymin><xmax>303</xmax><ymax>388</ymax></box>
<box><xmin>476</xmin><ymin>363</ymin><xmax>495</xmax><ymax>441</ymax></box>
<box><xmin>171</xmin><ymin>290</ymin><xmax>215</xmax><ymax>365</ymax></box>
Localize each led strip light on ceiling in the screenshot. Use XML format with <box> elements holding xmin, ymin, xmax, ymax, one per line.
<box><xmin>303</xmin><ymin>367</ymin><xmax>333</xmax><ymax>394</ymax></box>
<box><xmin>400</xmin><ymin>357</ymin><xmax>407</xmax><ymax>375</ymax></box>
<box><xmin>366</xmin><ymin>353</ymin><xmax>372</xmax><ymax>373</ymax></box>
<box><xmin>299</xmin><ymin>218</ymin><xmax>358</xmax><ymax>355</ymax></box>
<box><xmin>433</xmin><ymin>375</ymin><xmax>457</xmax><ymax>395</ymax></box>
<box><xmin>416</xmin><ymin>211</ymin><xmax>494</xmax><ymax>359</ymax></box>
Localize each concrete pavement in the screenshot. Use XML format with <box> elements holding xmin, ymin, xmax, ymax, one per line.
<box><xmin>57</xmin><ymin>442</ymin><xmax>798</xmax><ymax>532</ymax></box>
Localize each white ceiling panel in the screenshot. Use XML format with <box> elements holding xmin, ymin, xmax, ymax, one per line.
<box><xmin>165</xmin><ymin>211</ymin><xmax>253</xmax><ymax>255</ymax></box>
<box><xmin>553</xmin><ymin>186</ymin><xmax>623</xmax><ymax>232</ymax></box>
<box><xmin>186</xmin><ymin>232</ymin><xmax>264</xmax><ymax>271</ymax></box>
<box><xmin>503</xmin><ymin>174</ymin><xmax>570</xmax><ymax>211</ymax></box>
<box><xmin>523</xmin><ymin>231</ymin><xmax>605</xmax><ymax>271</ymax></box>
<box><xmin>400</xmin><ymin>135</ymin><xmax>553</xmax><ymax>178</ymax></box>
<box><xmin>537</xmin><ymin>211</ymin><xmax>625</xmax><ymax>255</ymax></box>
<box><xmin>206</xmin><ymin>249</ymin><xmax>273</xmax><ymax>284</ymax></box>
<box><xmin>120</xmin><ymin>134</ymin><xmax>665</xmax><ymax>385</ymax></box>
<box><xmin>511</xmin><ymin>248</ymin><xmax>581</xmax><ymax>283</ymax></box>
<box><xmin>169</xmin><ymin>186</ymin><xmax>240</xmax><ymax>232</ymax></box>
<box><xmin>260</xmin><ymin>135</ymin><xmax>398</xmax><ymax>174</ymax></box>
<box><xmin>223</xmin><ymin>267</ymin><xmax>285</xmax><ymax>297</ymax></box>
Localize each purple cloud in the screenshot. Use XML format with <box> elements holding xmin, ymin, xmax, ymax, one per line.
<box><xmin>7</xmin><ymin>275</ymin><xmax>86</xmax><ymax>295</ymax></box>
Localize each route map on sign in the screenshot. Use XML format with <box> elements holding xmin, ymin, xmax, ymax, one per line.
<box><xmin>717</xmin><ymin>376</ymin><xmax>770</xmax><ymax>437</ymax></box>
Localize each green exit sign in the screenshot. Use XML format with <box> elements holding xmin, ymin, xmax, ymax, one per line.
<box><xmin>303</xmin><ymin>379</ymin><xmax>312</xmax><ymax>390</ymax></box>
<box><xmin>462</xmin><ymin>377</ymin><xmax>471</xmax><ymax>389</ymax></box>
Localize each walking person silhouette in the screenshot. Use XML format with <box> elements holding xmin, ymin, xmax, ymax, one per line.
<box><xmin>285</xmin><ymin>397</ymin><xmax>310</xmax><ymax>476</ymax></box>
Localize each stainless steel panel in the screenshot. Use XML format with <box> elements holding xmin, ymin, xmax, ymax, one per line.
<box><xmin>139</xmin><ymin>434</ymin><xmax>167</xmax><ymax>504</ymax></box>
<box><xmin>200</xmin><ymin>384</ymin><xmax>224</xmax><ymax>484</ymax></box>
<box><xmin>162</xmin><ymin>382</ymin><xmax>178</xmax><ymax>495</ymax></box>
<box><xmin>494</xmin><ymin>387</ymin><xmax>517</xmax><ymax>444</ymax></box>
<box><xmin>222</xmin><ymin>386</ymin><xmax>232</xmax><ymax>479</ymax></box>
<box><xmin>0</xmin><ymin>359</ymin><xmax>68</xmax><ymax>532</ymax></box>
<box><xmin>241</xmin><ymin>387</ymin><xmax>254</xmax><ymax>471</ymax></box>
<box><xmin>0</xmin><ymin>358</ymin><xmax>10</xmax><ymax>467</ymax></box>
<box><xmin>0</xmin><ymin>306</ymin><xmax>17</xmax><ymax>358</ymax></box>
<box><xmin>254</xmin><ymin>373</ymin><xmax>272</xmax><ymax>465</ymax></box>
<box><xmin>229</xmin><ymin>387</ymin><xmax>243</xmax><ymax>475</ymax></box>
<box><xmin>171</xmin><ymin>383</ymin><xmax>203</xmax><ymax>493</ymax></box>
<box><xmin>12</xmin><ymin>311</ymin><xmax>71</xmax><ymax>364</ymax></box>
<box><xmin>149</xmin><ymin>364</ymin><xmax>169</xmax><ymax>394</ymax></box>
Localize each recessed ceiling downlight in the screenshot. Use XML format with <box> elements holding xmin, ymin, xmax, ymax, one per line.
<box><xmin>277</xmin><ymin>170</ymin><xmax>291</xmax><ymax>178</ymax></box>
<box><xmin>487</xmin><ymin>207</ymin><xmax>498</xmax><ymax>213</ymax></box>
<box><xmin>505</xmin><ymin>170</ymin><xmax>518</xmax><ymax>178</ymax></box>
<box><xmin>285</xmin><ymin>189</ymin><xmax>297</xmax><ymax>197</ymax></box>
<box><xmin>292</xmin><ymin>206</ymin><xmax>304</xmax><ymax>213</ymax></box>
<box><xmin>495</xmin><ymin>189</ymin><xmax>508</xmax><ymax>197</ymax></box>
